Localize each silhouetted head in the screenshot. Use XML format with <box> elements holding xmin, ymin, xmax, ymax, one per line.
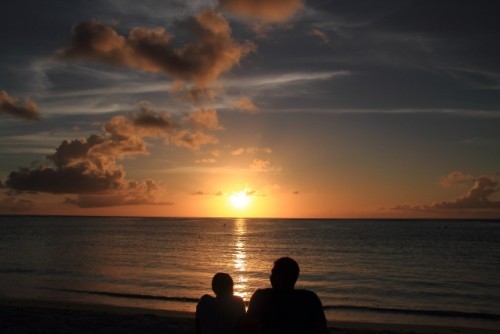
<box><xmin>270</xmin><ymin>257</ymin><xmax>300</xmax><ymax>290</ymax></box>
<box><xmin>212</xmin><ymin>272</ymin><xmax>234</xmax><ymax>297</ymax></box>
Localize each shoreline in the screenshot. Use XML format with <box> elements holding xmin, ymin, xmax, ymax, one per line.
<box><xmin>1</xmin><ymin>298</ymin><xmax>499</xmax><ymax>334</ymax></box>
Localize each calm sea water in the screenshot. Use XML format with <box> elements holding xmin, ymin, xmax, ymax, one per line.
<box><xmin>0</xmin><ymin>216</ymin><xmax>499</xmax><ymax>329</ymax></box>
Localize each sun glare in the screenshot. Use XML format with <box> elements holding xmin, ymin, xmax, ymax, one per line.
<box><xmin>229</xmin><ymin>191</ymin><xmax>251</xmax><ymax>209</ymax></box>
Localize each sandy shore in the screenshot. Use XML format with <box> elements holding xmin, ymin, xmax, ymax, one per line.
<box><xmin>0</xmin><ymin>298</ymin><xmax>498</xmax><ymax>334</ymax></box>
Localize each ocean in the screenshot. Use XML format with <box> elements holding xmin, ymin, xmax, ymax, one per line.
<box><xmin>0</xmin><ymin>216</ymin><xmax>499</xmax><ymax>330</ymax></box>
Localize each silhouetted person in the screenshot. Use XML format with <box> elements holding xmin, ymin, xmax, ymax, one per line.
<box><xmin>196</xmin><ymin>272</ymin><xmax>246</xmax><ymax>334</ymax></box>
<box><xmin>247</xmin><ymin>257</ymin><xmax>328</xmax><ymax>334</ymax></box>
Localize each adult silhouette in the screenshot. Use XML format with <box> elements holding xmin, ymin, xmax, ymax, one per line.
<box><xmin>196</xmin><ymin>272</ymin><xmax>246</xmax><ymax>334</ymax></box>
<box><xmin>247</xmin><ymin>257</ymin><xmax>328</xmax><ymax>334</ymax></box>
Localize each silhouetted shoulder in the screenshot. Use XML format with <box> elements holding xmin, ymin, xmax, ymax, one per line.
<box><xmin>294</xmin><ymin>289</ymin><xmax>323</xmax><ymax>303</ymax></box>
<box><xmin>248</xmin><ymin>288</ymin><xmax>326</xmax><ymax>334</ymax></box>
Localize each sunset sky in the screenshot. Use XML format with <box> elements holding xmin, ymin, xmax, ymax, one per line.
<box><xmin>1</xmin><ymin>0</ymin><xmax>500</xmax><ymax>218</ymax></box>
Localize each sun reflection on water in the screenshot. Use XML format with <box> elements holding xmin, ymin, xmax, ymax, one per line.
<box><xmin>233</xmin><ymin>218</ymin><xmax>250</xmax><ymax>300</ymax></box>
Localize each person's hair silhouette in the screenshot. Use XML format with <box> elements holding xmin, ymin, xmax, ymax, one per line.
<box><xmin>196</xmin><ymin>272</ymin><xmax>246</xmax><ymax>334</ymax></box>
<box><xmin>212</xmin><ymin>272</ymin><xmax>234</xmax><ymax>297</ymax></box>
<box><xmin>270</xmin><ymin>256</ymin><xmax>300</xmax><ymax>289</ymax></box>
<box><xmin>247</xmin><ymin>257</ymin><xmax>328</xmax><ymax>334</ymax></box>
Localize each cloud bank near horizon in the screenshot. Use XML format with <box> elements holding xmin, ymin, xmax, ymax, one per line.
<box><xmin>393</xmin><ymin>173</ymin><xmax>500</xmax><ymax>214</ymax></box>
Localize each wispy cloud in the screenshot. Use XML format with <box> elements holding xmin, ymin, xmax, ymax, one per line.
<box><xmin>308</xmin><ymin>28</ymin><xmax>331</xmax><ymax>45</ymax></box>
<box><xmin>224</xmin><ymin>71</ymin><xmax>350</xmax><ymax>88</ymax></box>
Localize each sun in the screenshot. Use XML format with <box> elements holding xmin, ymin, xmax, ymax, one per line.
<box><xmin>229</xmin><ymin>190</ymin><xmax>251</xmax><ymax>209</ymax></box>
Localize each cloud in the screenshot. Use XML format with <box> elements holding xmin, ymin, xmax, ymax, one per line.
<box><xmin>4</xmin><ymin>104</ymin><xmax>222</xmax><ymax>207</ymax></box>
<box><xmin>439</xmin><ymin>171</ymin><xmax>474</xmax><ymax>188</ymax></box>
<box><xmin>103</xmin><ymin>104</ymin><xmax>221</xmax><ymax>151</ymax></box>
<box><xmin>57</xmin><ymin>11</ymin><xmax>255</xmax><ymax>88</ymax></box>
<box><xmin>0</xmin><ymin>195</ymin><xmax>36</xmax><ymax>213</ymax></box>
<box><xmin>231</xmin><ymin>96</ymin><xmax>259</xmax><ymax>113</ymax></box>
<box><xmin>195</xmin><ymin>158</ymin><xmax>216</xmax><ymax>164</ymax></box>
<box><xmin>231</xmin><ymin>146</ymin><xmax>272</xmax><ymax>155</ymax></box>
<box><xmin>64</xmin><ymin>180</ymin><xmax>172</xmax><ymax>208</ymax></box>
<box><xmin>433</xmin><ymin>176</ymin><xmax>500</xmax><ymax>209</ymax></box>
<box><xmin>219</xmin><ymin>0</ymin><xmax>303</xmax><ymax>22</ymax></box>
<box><xmin>393</xmin><ymin>174</ymin><xmax>500</xmax><ymax>213</ymax></box>
<box><xmin>182</xmin><ymin>108</ymin><xmax>223</xmax><ymax>130</ymax></box>
<box><xmin>5</xmin><ymin>135</ymin><xmax>130</xmax><ymax>195</ymax></box>
<box><xmin>0</xmin><ymin>90</ymin><xmax>41</xmax><ymax>121</ymax></box>
<box><xmin>192</xmin><ymin>190</ymin><xmax>223</xmax><ymax>196</ymax></box>
<box><xmin>308</xmin><ymin>28</ymin><xmax>331</xmax><ymax>45</ymax></box>
<box><xmin>250</xmin><ymin>158</ymin><xmax>270</xmax><ymax>170</ymax></box>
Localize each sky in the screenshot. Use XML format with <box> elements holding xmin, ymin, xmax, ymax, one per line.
<box><xmin>1</xmin><ymin>0</ymin><xmax>500</xmax><ymax>218</ymax></box>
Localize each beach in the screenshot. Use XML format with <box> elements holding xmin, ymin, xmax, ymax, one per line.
<box><xmin>1</xmin><ymin>298</ymin><xmax>499</xmax><ymax>334</ymax></box>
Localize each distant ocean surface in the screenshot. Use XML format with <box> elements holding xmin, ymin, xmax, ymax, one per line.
<box><xmin>0</xmin><ymin>216</ymin><xmax>499</xmax><ymax>329</ymax></box>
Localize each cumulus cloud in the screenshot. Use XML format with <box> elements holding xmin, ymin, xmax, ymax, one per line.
<box><xmin>231</xmin><ymin>96</ymin><xmax>259</xmax><ymax>113</ymax></box>
<box><xmin>393</xmin><ymin>174</ymin><xmax>500</xmax><ymax>213</ymax></box>
<box><xmin>6</xmin><ymin>135</ymin><xmax>131</xmax><ymax>195</ymax></box>
<box><xmin>308</xmin><ymin>28</ymin><xmax>331</xmax><ymax>45</ymax></box>
<box><xmin>0</xmin><ymin>90</ymin><xmax>41</xmax><ymax>121</ymax></box>
<box><xmin>433</xmin><ymin>176</ymin><xmax>500</xmax><ymax>209</ymax></box>
<box><xmin>4</xmin><ymin>104</ymin><xmax>222</xmax><ymax>207</ymax></box>
<box><xmin>219</xmin><ymin>0</ymin><xmax>303</xmax><ymax>22</ymax></box>
<box><xmin>58</xmin><ymin>11</ymin><xmax>255</xmax><ymax>88</ymax></box>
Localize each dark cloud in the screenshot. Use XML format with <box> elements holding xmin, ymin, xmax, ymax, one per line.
<box><xmin>58</xmin><ymin>11</ymin><xmax>255</xmax><ymax>87</ymax></box>
<box><xmin>5</xmin><ymin>135</ymin><xmax>127</xmax><ymax>194</ymax></box>
<box><xmin>0</xmin><ymin>90</ymin><xmax>41</xmax><ymax>121</ymax></box>
<box><xmin>219</xmin><ymin>0</ymin><xmax>303</xmax><ymax>22</ymax></box>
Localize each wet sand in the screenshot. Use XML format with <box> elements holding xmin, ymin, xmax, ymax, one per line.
<box><xmin>0</xmin><ymin>298</ymin><xmax>498</xmax><ymax>334</ymax></box>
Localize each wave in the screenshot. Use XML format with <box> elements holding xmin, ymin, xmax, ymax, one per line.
<box><xmin>50</xmin><ymin>288</ymin><xmax>199</xmax><ymax>303</ymax></box>
<box><xmin>323</xmin><ymin>304</ymin><xmax>500</xmax><ymax>321</ymax></box>
<box><xmin>50</xmin><ymin>288</ymin><xmax>500</xmax><ymax>321</ymax></box>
